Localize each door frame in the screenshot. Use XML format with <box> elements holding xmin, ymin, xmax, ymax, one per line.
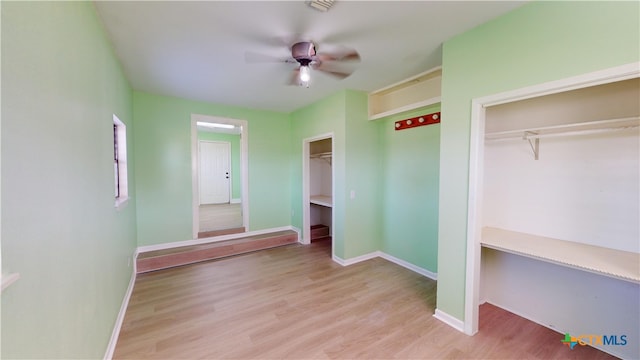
<box><xmin>302</xmin><ymin>133</ymin><xmax>334</xmax><ymax>254</ymax></box>
<box><xmin>191</xmin><ymin>114</ymin><xmax>249</xmax><ymax>239</ymax></box>
<box><xmin>198</xmin><ymin>140</ymin><xmax>232</xmax><ymax>205</ymax></box>
<box><xmin>463</xmin><ymin>62</ymin><xmax>640</xmax><ymax>336</ymax></box>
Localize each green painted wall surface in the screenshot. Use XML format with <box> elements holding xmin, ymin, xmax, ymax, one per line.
<box><xmin>378</xmin><ymin>105</ymin><xmax>440</xmax><ymax>272</ymax></box>
<box><xmin>343</xmin><ymin>90</ymin><xmax>381</xmax><ymax>258</ymax></box>
<box><xmin>197</xmin><ymin>131</ymin><xmax>242</xmax><ymax>200</ymax></box>
<box><xmin>1</xmin><ymin>2</ymin><xmax>136</xmax><ymax>358</ymax></box>
<box><xmin>437</xmin><ymin>1</ymin><xmax>640</xmax><ymax>321</ymax></box>
<box><xmin>133</xmin><ymin>92</ymin><xmax>291</xmax><ymax>246</ymax></box>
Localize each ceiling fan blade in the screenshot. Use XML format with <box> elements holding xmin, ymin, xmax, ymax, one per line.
<box><xmin>245</xmin><ymin>51</ymin><xmax>294</xmax><ymax>64</ymax></box>
<box><xmin>316</xmin><ymin>67</ymin><xmax>352</xmax><ymax>79</ymax></box>
<box><xmin>316</xmin><ymin>48</ymin><xmax>361</xmax><ymax>63</ymax></box>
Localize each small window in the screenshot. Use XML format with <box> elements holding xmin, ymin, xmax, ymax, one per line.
<box><xmin>113</xmin><ymin>115</ymin><xmax>128</xmax><ymax>208</ymax></box>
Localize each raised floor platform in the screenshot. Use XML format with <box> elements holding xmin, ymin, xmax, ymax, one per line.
<box><xmin>137</xmin><ymin>230</ymin><xmax>298</xmax><ymax>273</ymax></box>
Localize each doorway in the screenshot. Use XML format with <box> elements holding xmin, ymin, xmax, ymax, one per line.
<box><xmin>199</xmin><ymin>141</ymin><xmax>231</xmax><ymax>204</ymax></box>
<box><xmin>302</xmin><ymin>134</ymin><xmax>334</xmax><ymax>257</ymax></box>
<box><xmin>191</xmin><ymin>114</ymin><xmax>249</xmax><ymax>239</ymax></box>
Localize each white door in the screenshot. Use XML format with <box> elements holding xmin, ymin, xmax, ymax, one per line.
<box><xmin>199</xmin><ymin>141</ymin><xmax>231</xmax><ymax>204</ymax></box>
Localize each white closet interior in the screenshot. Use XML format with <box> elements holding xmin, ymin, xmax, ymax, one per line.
<box><xmin>479</xmin><ymin>78</ymin><xmax>639</xmax><ymax>359</ymax></box>
<box><xmin>309</xmin><ymin>138</ymin><xmax>332</xmax><ymax>241</ymax></box>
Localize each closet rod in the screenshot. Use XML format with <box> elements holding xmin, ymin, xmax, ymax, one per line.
<box><xmin>485</xmin><ymin>116</ymin><xmax>640</xmax><ymax>141</ymax></box>
<box><xmin>523</xmin><ymin>125</ymin><xmax>639</xmax><ymax>140</ymax></box>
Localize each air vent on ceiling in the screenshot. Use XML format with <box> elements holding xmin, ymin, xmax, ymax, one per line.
<box><xmin>307</xmin><ymin>0</ymin><xmax>334</xmax><ymax>12</ymax></box>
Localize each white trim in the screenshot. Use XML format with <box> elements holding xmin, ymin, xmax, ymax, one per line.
<box><xmin>136</xmin><ymin>226</ymin><xmax>296</xmax><ymax>254</ymax></box>
<box><xmin>464</xmin><ymin>62</ymin><xmax>640</xmax><ymax>337</ymax></box>
<box><xmin>302</xmin><ymin>133</ymin><xmax>334</xmax><ymax>250</ymax></box>
<box><xmin>1</xmin><ymin>273</ymin><xmax>20</xmax><ymax>292</ymax></box>
<box><xmin>103</xmin><ymin>256</ymin><xmax>137</xmax><ymax>360</ymax></box>
<box><xmin>331</xmin><ymin>250</ymin><xmax>438</xmax><ymax>280</ymax></box>
<box><xmin>230</xmin><ymin>198</ymin><xmax>241</xmax><ymax>204</ymax></box>
<box><xmin>368</xmin><ymin>96</ymin><xmax>441</xmax><ymax>121</ymax></box>
<box><xmin>433</xmin><ymin>309</ymin><xmax>465</xmax><ymax>333</ymax></box>
<box><xmin>290</xmin><ymin>226</ymin><xmax>302</xmax><ymax>243</ymax></box>
<box><xmin>191</xmin><ymin>114</ymin><xmax>249</xmax><ymax>240</ymax></box>
<box><xmin>378</xmin><ymin>252</ymin><xmax>437</xmax><ymax>280</ymax></box>
<box><xmin>477</xmin><ymin>62</ymin><xmax>640</xmax><ymax>108</ymax></box>
<box><xmin>370</xmin><ymin>66</ymin><xmax>442</xmax><ymax>94</ymax></box>
<box><xmin>113</xmin><ymin>114</ymin><xmax>129</xmax><ymax>209</ymax></box>
<box><xmin>332</xmin><ymin>251</ymin><xmax>379</xmax><ymax>266</ymax></box>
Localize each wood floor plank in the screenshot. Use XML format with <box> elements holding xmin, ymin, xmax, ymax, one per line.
<box><xmin>114</xmin><ymin>241</ymin><xmax>617</xmax><ymax>359</ymax></box>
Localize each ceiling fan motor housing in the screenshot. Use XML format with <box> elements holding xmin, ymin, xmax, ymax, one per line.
<box><xmin>292</xmin><ymin>42</ymin><xmax>316</xmax><ymax>63</ymax></box>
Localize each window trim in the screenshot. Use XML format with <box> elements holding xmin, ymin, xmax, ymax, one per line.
<box><xmin>113</xmin><ymin>114</ymin><xmax>129</xmax><ymax>209</ymax></box>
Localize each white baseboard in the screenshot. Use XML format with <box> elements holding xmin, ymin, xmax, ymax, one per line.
<box><xmin>332</xmin><ymin>251</ymin><xmax>379</xmax><ymax>266</ymax></box>
<box><xmin>137</xmin><ymin>226</ymin><xmax>297</xmax><ymax>254</ymax></box>
<box><xmin>290</xmin><ymin>226</ymin><xmax>302</xmax><ymax>243</ymax></box>
<box><xmin>230</xmin><ymin>198</ymin><xmax>241</xmax><ymax>204</ymax></box>
<box><xmin>104</xmin><ymin>255</ymin><xmax>137</xmax><ymax>360</ymax></box>
<box><xmin>332</xmin><ymin>251</ymin><xmax>438</xmax><ymax>281</ymax></box>
<box><xmin>378</xmin><ymin>252</ymin><xmax>437</xmax><ymax>280</ymax></box>
<box><xmin>434</xmin><ymin>309</ymin><xmax>465</xmax><ymax>333</ymax></box>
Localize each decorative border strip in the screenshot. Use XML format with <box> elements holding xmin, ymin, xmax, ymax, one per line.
<box><xmin>395</xmin><ymin>112</ymin><xmax>440</xmax><ymax>131</ymax></box>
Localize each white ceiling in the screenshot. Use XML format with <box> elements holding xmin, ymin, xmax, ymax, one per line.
<box><xmin>94</xmin><ymin>1</ymin><xmax>525</xmax><ymax>113</ymax></box>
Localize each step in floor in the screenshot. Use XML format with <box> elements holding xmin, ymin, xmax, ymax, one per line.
<box><xmin>137</xmin><ymin>230</ymin><xmax>298</xmax><ymax>273</ymax></box>
<box><xmin>310</xmin><ymin>224</ymin><xmax>330</xmax><ymax>241</ymax></box>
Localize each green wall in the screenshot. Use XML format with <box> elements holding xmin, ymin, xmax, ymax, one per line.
<box><xmin>437</xmin><ymin>1</ymin><xmax>640</xmax><ymax>321</ymax></box>
<box><xmin>378</xmin><ymin>105</ymin><xmax>440</xmax><ymax>273</ymax></box>
<box><xmin>1</xmin><ymin>2</ymin><xmax>136</xmax><ymax>358</ymax></box>
<box><xmin>133</xmin><ymin>92</ymin><xmax>292</xmax><ymax>246</ymax></box>
<box><xmin>343</xmin><ymin>90</ymin><xmax>381</xmax><ymax>258</ymax></box>
<box><xmin>197</xmin><ymin>131</ymin><xmax>242</xmax><ymax>200</ymax></box>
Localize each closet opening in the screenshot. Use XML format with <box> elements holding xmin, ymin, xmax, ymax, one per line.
<box><xmin>464</xmin><ymin>63</ymin><xmax>639</xmax><ymax>360</ymax></box>
<box><xmin>302</xmin><ymin>134</ymin><xmax>334</xmax><ymax>257</ymax></box>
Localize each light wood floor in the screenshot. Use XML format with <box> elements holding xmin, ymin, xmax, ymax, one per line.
<box><xmin>114</xmin><ymin>241</ymin><xmax>616</xmax><ymax>359</ymax></box>
<box><xmin>199</xmin><ymin>203</ymin><xmax>242</xmax><ymax>233</ymax></box>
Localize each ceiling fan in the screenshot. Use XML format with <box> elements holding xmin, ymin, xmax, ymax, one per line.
<box><xmin>245</xmin><ymin>41</ymin><xmax>360</xmax><ymax>87</ymax></box>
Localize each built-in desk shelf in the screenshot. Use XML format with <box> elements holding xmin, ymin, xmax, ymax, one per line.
<box><xmin>310</xmin><ymin>195</ymin><xmax>332</xmax><ymax>208</ymax></box>
<box><xmin>481</xmin><ymin>227</ymin><xmax>640</xmax><ymax>284</ymax></box>
<box><xmin>1</xmin><ymin>273</ymin><xmax>20</xmax><ymax>292</ymax></box>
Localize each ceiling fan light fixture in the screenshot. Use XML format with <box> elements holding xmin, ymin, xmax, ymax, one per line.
<box><xmin>300</xmin><ymin>65</ymin><xmax>311</xmax><ymax>82</ymax></box>
<box><xmin>307</xmin><ymin>0</ymin><xmax>334</xmax><ymax>12</ymax></box>
<box><xmin>299</xmin><ymin>65</ymin><xmax>311</xmax><ymax>87</ymax></box>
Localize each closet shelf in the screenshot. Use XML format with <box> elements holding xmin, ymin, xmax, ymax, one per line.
<box><xmin>1</xmin><ymin>273</ymin><xmax>20</xmax><ymax>292</ymax></box>
<box><xmin>310</xmin><ymin>195</ymin><xmax>332</xmax><ymax>208</ymax></box>
<box><xmin>481</xmin><ymin>227</ymin><xmax>640</xmax><ymax>284</ymax></box>
<box><xmin>310</xmin><ymin>152</ymin><xmax>332</xmax><ymax>159</ymax></box>
<box><xmin>485</xmin><ymin>116</ymin><xmax>639</xmax><ymax>160</ymax></box>
<box><xmin>310</xmin><ymin>152</ymin><xmax>332</xmax><ymax>166</ymax></box>
<box><xmin>485</xmin><ymin>116</ymin><xmax>640</xmax><ymax>141</ymax></box>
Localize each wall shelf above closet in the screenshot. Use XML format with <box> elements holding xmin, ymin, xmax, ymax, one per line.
<box><xmin>485</xmin><ymin>116</ymin><xmax>639</xmax><ymax>160</ymax></box>
<box><xmin>368</xmin><ymin>67</ymin><xmax>441</xmax><ymax>120</ymax></box>
<box><xmin>310</xmin><ymin>195</ymin><xmax>332</xmax><ymax>208</ymax></box>
<box><xmin>481</xmin><ymin>227</ymin><xmax>640</xmax><ymax>284</ymax></box>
